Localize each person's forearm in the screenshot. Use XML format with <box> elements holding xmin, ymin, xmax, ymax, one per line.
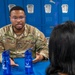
<box><xmin>40</xmin><ymin>50</ymin><xmax>49</xmax><ymax>60</ymax></box>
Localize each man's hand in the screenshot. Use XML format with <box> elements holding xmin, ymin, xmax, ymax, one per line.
<box><xmin>33</xmin><ymin>52</ymin><xmax>44</xmax><ymax>63</ymax></box>
<box><xmin>10</xmin><ymin>58</ymin><xmax>19</xmax><ymax>66</ymax></box>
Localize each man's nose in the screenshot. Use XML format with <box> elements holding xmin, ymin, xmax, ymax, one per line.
<box><xmin>16</xmin><ymin>18</ymin><xmax>21</xmax><ymax>22</ymax></box>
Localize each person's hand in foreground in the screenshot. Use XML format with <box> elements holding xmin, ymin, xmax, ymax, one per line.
<box><xmin>10</xmin><ymin>58</ymin><xmax>19</xmax><ymax>66</ymax></box>
<box><xmin>33</xmin><ymin>52</ymin><xmax>44</xmax><ymax>63</ymax></box>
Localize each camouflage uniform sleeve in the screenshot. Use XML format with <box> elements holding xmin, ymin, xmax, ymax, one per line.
<box><xmin>34</xmin><ymin>28</ymin><xmax>49</xmax><ymax>59</ymax></box>
<box><xmin>0</xmin><ymin>30</ymin><xmax>4</xmax><ymax>62</ymax></box>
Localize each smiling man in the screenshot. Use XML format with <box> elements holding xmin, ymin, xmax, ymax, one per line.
<box><xmin>0</xmin><ymin>6</ymin><xmax>48</xmax><ymax>66</ymax></box>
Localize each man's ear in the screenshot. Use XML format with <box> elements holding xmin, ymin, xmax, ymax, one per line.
<box><xmin>9</xmin><ymin>16</ymin><xmax>11</xmax><ymax>22</ymax></box>
<box><xmin>9</xmin><ymin>16</ymin><xmax>11</xmax><ymax>19</ymax></box>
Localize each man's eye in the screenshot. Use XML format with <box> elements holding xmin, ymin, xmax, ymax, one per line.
<box><xmin>12</xmin><ymin>17</ymin><xmax>17</xmax><ymax>19</ymax></box>
<box><xmin>20</xmin><ymin>16</ymin><xmax>25</xmax><ymax>19</ymax></box>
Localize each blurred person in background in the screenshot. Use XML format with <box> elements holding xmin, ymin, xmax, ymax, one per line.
<box><xmin>46</xmin><ymin>21</ymin><xmax>75</xmax><ymax>75</ymax></box>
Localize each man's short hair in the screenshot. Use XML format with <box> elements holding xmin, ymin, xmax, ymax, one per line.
<box><xmin>9</xmin><ymin>6</ymin><xmax>25</xmax><ymax>15</ymax></box>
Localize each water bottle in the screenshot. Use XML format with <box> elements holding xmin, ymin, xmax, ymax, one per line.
<box><xmin>2</xmin><ymin>50</ymin><xmax>11</xmax><ymax>75</ymax></box>
<box><xmin>25</xmin><ymin>48</ymin><xmax>33</xmax><ymax>75</ymax></box>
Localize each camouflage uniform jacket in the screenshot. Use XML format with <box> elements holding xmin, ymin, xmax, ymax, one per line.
<box><xmin>0</xmin><ymin>24</ymin><xmax>48</xmax><ymax>62</ymax></box>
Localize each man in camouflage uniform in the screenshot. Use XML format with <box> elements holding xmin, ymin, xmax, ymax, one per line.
<box><xmin>0</xmin><ymin>6</ymin><xmax>48</xmax><ymax>66</ymax></box>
